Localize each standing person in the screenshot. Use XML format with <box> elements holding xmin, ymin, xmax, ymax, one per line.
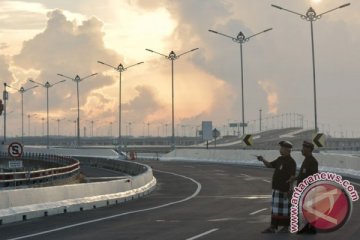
<box><xmin>257</xmin><ymin>140</ymin><xmax>296</xmax><ymax>233</ymax></box>
<box><xmin>288</xmin><ymin>141</ymin><xmax>318</xmax><ymax>234</ymax></box>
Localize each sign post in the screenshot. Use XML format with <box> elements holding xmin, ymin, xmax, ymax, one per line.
<box><xmin>212</xmin><ymin>128</ymin><xmax>221</xmax><ymax>148</ymax></box>
<box><xmin>8</xmin><ymin>142</ymin><xmax>24</xmax><ymax>189</ymax></box>
<box><xmin>243</xmin><ymin>134</ymin><xmax>253</xmax><ymax>146</ymax></box>
<box><xmin>8</xmin><ymin>142</ymin><xmax>24</xmax><ymax>158</ymax></box>
<box><xmin>202</xmin><ymin>121</ymin><xmax>212</xmax><ymax>149</ymax></box>
<box><xmin>313</xmin><ymin>133</ymin><xmax>325</xmax><ymax>148</ymax></box>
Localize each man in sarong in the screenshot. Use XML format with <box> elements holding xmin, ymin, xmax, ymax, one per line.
<box><xmin>257</xmin><ymin>140</ymin><xmax>296</xmax><ymax>233</ymax></box>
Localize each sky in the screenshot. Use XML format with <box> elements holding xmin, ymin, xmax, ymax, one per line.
<box><xmin>0</xmin><ymin>0</ymin><xmax>359</xmax><ymax>138</ymax></box>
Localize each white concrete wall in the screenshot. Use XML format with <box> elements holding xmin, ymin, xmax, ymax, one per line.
<box><xmin>0</xmin><ymin>162</ymin><xmax>156</xmax><ymax>224</ymax></box>
<box><xmin>160</xmin><ymin>149</ymin><xmax>360</xmax><ymax>179</ymax></box>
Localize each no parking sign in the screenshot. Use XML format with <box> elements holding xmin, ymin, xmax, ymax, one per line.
<box><xmin>8</xmin><ymin>142</ymin><xmax>24</xmax><ymax>158</ymax></box>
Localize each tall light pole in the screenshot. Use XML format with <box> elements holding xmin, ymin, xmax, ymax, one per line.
<box><xmin>209</xmin><ymin>28</ymin><xmax>272</xmax><ymax>136</ymax></box>
<box><xmin>147</xmin><ymin>122</ymin><xmax>150</xmax><ymax>137</ymax></box>
<box><xmin>57</xmin><ymin>73</ymin><xmax>97</xmax><ymax>146</ymax></box>
<box><xmin>3</xmin><ymin>83</ymin><xmax>8</xmax><ymax>144</ymax></box>
<box><xmin>54</xmin><ymin>118</ymin><xmax>65</xmax><ymax>136</ymax></box>
<box><xmin>259</xmin><ymin>108</ymin><xmax>262</xmax><ymax>132</ymax></box>
<box><xmin>97</xmin><ymin>60</ymin><xmax>144</xmax><ymax>149</ymax></box>
<box><xmin>86</xmin><ymin>119</ymin><xmax>97</xmax><ymax>137</ymax></box>
<box><xmin>7</xmin><ymin>84</ymin><xmax>38</xmax><ymax>143</ymax></box>
<box><xmin>27</xmin><ymin>113</ymin><xmax>37</xmax><ymax>136</ymax></box>
<box><xmin>29</xmin><ymin>79</ymin><xmax>66</xmax><ymax>148</ymax></box>
<box><xmin>145</xmin><ymin>47</ymin><xmax>199</xmax><ymax>150</ymax></box>
<box><xmin>271</xmin><ymin>3</ymin><xmax>350</xmax><ymax>133</ymax></box>
<box><xmin>68</xmin><ymin>119</ymin><xmax>77</xmax><ymax>136</ymax></box>
<box><xmin>128</xmin><ymin>121</ymin><xmax>133</xmax><ymax>137</ymax></box>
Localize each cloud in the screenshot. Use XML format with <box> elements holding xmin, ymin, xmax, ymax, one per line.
<box><xmin>134</xmin><ymin>0</ymin><xmax>360</xmax><ymax>134</ymax></box>
<box><xmin>3</xmin><ymin>1</ymin><xmax>360</xmax><ymax>136</ymax></box>
<box><xmin>122</xmin><ymin>85</ymin><xmax>165</xmax><ymax>123</ymax></box>
<box><xmin>0</xmin><ymin>43</ymin><xmax>9</xmax><ymax>50</ymax></box>
<box><xmin>11</xmin><ymin>9</ymin><xmax>120</xmax><ymax>121</ymax></box>
<box><xmin>0</xmin><ymin>55</ymin><xmax>14</xmax><ymax>83</ymax></box>
<box><xmin>0</xmin><ymin>1</ymin><xmax>47</xmax><ymax>30</ymax></box>
<box><xmin>258</xmin><ymin>80</ymin><xmax>279</xmax><ymax>114</ymax></box>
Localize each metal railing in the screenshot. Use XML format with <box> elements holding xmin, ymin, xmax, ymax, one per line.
<box><xmin>0</xmin><ymin>152</ymin><xmax>80</xmax><ymax>188</ymax></box>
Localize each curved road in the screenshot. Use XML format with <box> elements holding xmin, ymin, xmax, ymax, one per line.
<box><xmin>0</xmin><ymin>161</ymin><xmax>359</xmax><ymax>240</ymax></box>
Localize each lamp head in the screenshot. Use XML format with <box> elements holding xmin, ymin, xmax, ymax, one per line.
<box><xmin>237</xmin><ymin>32</ymin><xmax>246</xmax><ymax>41</ymax></box>
<box><xmin>168</xmin><ymin>51</ymin><xmax>177</xmax><ymax>59</ymax></box>
<box><xmin>117</xmin><ymin>64</ymin><xmax>125</xmax><ymax>71</ymax></box>
<box><xmin>306</xmin><ymin>7</ymin><xmax>317</xmax><ymax>18</ymax></box>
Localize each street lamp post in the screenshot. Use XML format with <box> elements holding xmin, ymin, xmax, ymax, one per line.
<box><xmin>68</xmin><ymin>119</ymin><xmax>77</xmax><ymax>136</ymax></box>
<box><xmin>3</xmin><ymin>83</ymin><xmax>9</xmax><ymax>144</ymax></box>
<box><xmin>27</xmin><ymin>113</ymin><xmax>37</xmax><ymax>136</ymax></box>
<box><xmin>209</xmin><ymin>27</ymin><xmax>272</xmax><ymax>136</ymax></box>
<box><xmin>147</xmin><ymin>122</ymin><xmax>150</xmax><ymax>137</ymax></box>
<box><xmin>7</xmin><ymin>84</ymin><xmax>38</xmax><ymax>143</ymax></box>
<box><xmin>86</xmin><ymin>120</ymin><xmax>97</xmax><ymax>137</ymax></box>
<box><xmin>97</xmin><ymin>60</ymin><xmax>143</xmax><ymax>149</ymax></box>
<box><xmin>259</xmin><ymin>108</ymin><xmax>262</xmax><ymax>132</ymax></box>
<box><xmin>29</xmin><ymin>79</ymin><xmax>66</xmax><ymax>148</ymax></box>
<box><xmin>57</xmin><ymin>73</ymin><xmax>97</xmax><ymax>146</ymax></box>
<box><xmin>55</xmin><ymin>118</ymin><xmax>65</xmax><ymax>136</ymax></box>
<box><xmin>271</xmin><ymin>3</ymin><xmax>350</xmax><ymax>133</ymax></box>
<box><xmin>145</xmin><ymin>47</ymin><xmax>199</xmax><ymax>150</ymax></box>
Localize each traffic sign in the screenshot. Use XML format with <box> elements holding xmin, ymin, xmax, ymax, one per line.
<box><xmin>229</xmin><ymin>123</ymin><xmax>238</xmax><ymax>128</ymax></box>
<box><xmin>8</xmin><ymin>160</ymin><xmax>23</xmax><ymax>169</ymax></box>
<box><xmin>8</xmin><ymin>142</ymin><xmax>24</xmax><ymax>158</ymax></box>
<box><xmin>202</xmin><ymin>121</ymin><xmax>213</xmax><ymax>141</ymax></box>
<box><xmin>229</xmin><ymin>122</ymin><xmax>248</xmax><ymax>128</ymax></box>
<box><xmin>212</xmin><ymin>128</ymin><xmax>220</xmax><ymax>139</ymax></box>
<box><xmin>243</xmin><ymin>134</ymin><xmax>253</xmax><ymax>146</ymax></box>
<box><xmin>240</xmin><ymin>123</ymin><xmax>248</xmax><ymax>127</ymax></box>
<box><xmin>313</xmin><ymin>133</ymin><xmax>325</xmax><ymax>148</ymax></box>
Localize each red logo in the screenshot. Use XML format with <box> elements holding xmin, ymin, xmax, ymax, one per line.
<box><xmin>301</xmin><ymin>183</ymin><xmax>351</xmax><ymax>232</ymax></box>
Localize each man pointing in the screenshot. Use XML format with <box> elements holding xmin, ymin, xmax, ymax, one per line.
<box><xmin>257</xmin><ymin>140</ymin><xmax>296</xmax><ymax>233</ymax></box>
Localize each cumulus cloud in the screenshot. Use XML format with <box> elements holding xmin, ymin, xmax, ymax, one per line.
<box><xmin>11</xmin><ymin>10</ymin><xmax>120</xmax><ymax>127</ymax></box>
<box><xmin>258</xmin><ymin>80</ymin><xmax>279</xmax><ymax>114</ymax></box>
<box><xmin>0</xmin><ymin>55</ymin><xmax>13</xmax><ymax>82</ymax></box>
<box><xmin>133</xmin><ymin>0</ymin><xmax>360</xmax><ymax>134</ymax></box>
<box><xmin>122</xmin><ymin>85</ymin><xmax>165</xmax><ymax>122</ymax></box>
<box><xmin>0</xmin><ymin>43</ymin><xmax>9</xmax><ymax>50</ymax></box>
<box><xmin>3</xmin><ymin>1</ymin><xmax>360</xmax><ymax>136</ymax></box>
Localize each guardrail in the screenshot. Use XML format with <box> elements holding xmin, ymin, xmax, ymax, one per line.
<box><xmin>0</xmin><ymin>156</ymin><xmax>156</xmax><ymax>225</ymax></box>
<box><xmin>0</xmin><ymin>152</ymin><xmax>80</xmax><ymax>188</ymax></box>
<box><xmin>161</xmin><ymin>149</ymin><xmax>360</xmax><ymax>179</ymax></box>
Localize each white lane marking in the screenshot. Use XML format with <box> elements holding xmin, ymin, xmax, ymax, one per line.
<box><xmin>240</xmin><ymin>173</ymin><xmax>250</xmax><ymax>177</ymax></box>
<box><xmin>208</xmin><ymin>217</ymin><xmax>242</xmax><ymax>222</ymax></box>
<box><xmin>196</xmin><ymin>195</ymin><xmax>271</xmax><ymax>199</ymax></box>
<box><xmin>249</xmin><ymin>208</ymin><xmax>267</xmax><ymax>216</ymax></box>
<box><xmin>262</xmin><ymin>179</ymin><xmax>271</xmax><ymax>183</ymax></box>
<box><xmin>8</xmin><ymin>170</ymin><xmax>202</xmax><ymax>240</ymax></box>
<box><xmin>185</xmin><ymin>228</ymin><xmax>219</xmax><ymax>240</ymax></box>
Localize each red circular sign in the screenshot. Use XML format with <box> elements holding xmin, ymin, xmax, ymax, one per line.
<box><xmin>8</xmin><ymin>142</ymin><xmax>24</xmax><ymax>158</ymax></box>
<box><xmin>301</xmin><ymin>183</ymin><xmax>351</xmax><ymax>232</ymax></box>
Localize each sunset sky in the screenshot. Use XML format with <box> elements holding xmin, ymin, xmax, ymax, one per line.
<box><xmin>0</xmin><ymin>0</ymin><xmax>359</xmax><ymax>138</ymax></box>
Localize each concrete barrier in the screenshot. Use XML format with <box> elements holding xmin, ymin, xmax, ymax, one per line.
<box><xmin>160</xmin><ymin>149</ymin><xmax>360</xmax><ymax>179</ymax></box>
<box><xmin>0</xmin><ymin>158</ymin><xmax>156</xmax><ymax>224</ymax></box>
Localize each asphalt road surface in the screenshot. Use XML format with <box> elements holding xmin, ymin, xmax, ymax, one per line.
<box><xmin>0</xmin><ymin>161</ymin><xmax>359</xmax><ymax>240</ymax></box>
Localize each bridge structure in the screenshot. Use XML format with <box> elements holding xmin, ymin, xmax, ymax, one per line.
<box><xmin>0</xmin><ymin>130</ymin><xmax>359</xmax><ymax>239</ymax></box>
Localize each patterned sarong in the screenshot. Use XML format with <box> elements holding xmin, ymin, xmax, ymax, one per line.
<box><xmin>271</xmin><ymin>189</ymin><xmax>290</xmax><ymax>227</ymax></box>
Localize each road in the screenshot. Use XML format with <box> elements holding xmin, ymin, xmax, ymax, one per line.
<box><xmin>0</xmin><ymin>161</ymin><xmax>359</xmax><ymax>240</ymax></box>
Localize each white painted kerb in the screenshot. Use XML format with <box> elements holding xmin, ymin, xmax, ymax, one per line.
<box><xmin>0</xmin><ymin>162</ymin><xmax>156</xmax><ymax>224</ymax></box>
